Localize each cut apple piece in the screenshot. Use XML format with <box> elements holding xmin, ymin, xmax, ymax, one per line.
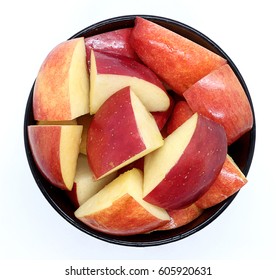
<box><xmin>195</xmin><ymin>154</ymin><xmax>248</xmax><ymax>209</ymax></box>
<box><xmin>183</xmin><ymin>64</ymin><xmax>253</xmax><ymax>144</ymax></box>
<box><xmin>87</xmin><ymin>86</ymin><xmax>164</xmax><ymax>179</ymax></box>
<box><xmin>130</xmin><ymin>17</ymin><xmax>227</xmax><ymax>95</ymax></box>
<box><xmin>27</xmin><ymin>125</ymin><xmax>83</xmax><ymax>190</ymax></box>
<box><xmin>166</xmin><ymin>100</ymin><xmax>194</xmax><ymax>135</ymax></box>
<box><xmin>89</xmin><ymin>50</ymin><xmax>170</xmax><ymax>114</ymax></box>
<box><xmin>85</xmin><ymin>28</ymin><xmax>140</xmax><ymax>71</ymax></box>
<box><xmin>76</xmin><ymin>114</ymin><xmax>93</xmax><ymax>155</ymax></box>
<box><xmin>143</xmin><ymin>113</ymin><xmax>227</xmax><ymax>210</ymax></box>
<box><xmin>33</xmin><ymin>37</ymin><xmax>89</xmax><ymax>121</ymax></box>
<box><xmin>154</xmin><ymin>204</ymin><xmax>203</xmax><ymax>231</ymax></box>
<box><xmin>74</xmin><ymin>168</ymin><xmax>170</xmax><ymax>236</ymax></box>
<box><xmin>67</xmin><ymin>154</ymin><xmax>117</xmax><ymax>208</ymax></box>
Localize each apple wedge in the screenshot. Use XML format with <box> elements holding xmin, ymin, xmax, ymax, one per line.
<box><xmin>183</xmin><ymin>64</ymin><xmax>253</xmax><ymax>144</ymax></box>
<box><xmin>67</xmin><ymin>154</ymin><xmax>117</xmax><ymax>208</ymax></box>
<box><xmin>143</xmin><ymin>113</ymin><xmax>227</xmax><ymax>210</ymax></box>
<box><xmin>27</xmin><ymin>125</ymin><xmax>83</xmax><ymax>190</ymax></box>
<box><xmin>85</xmin><ymin>28</ymin><xmax>140</xmax><ymax>71</ymax></box>
<box><xmin>87</xmin><ymin>86</ymin><xmax>164</xmax><ymax>179</ymax></box>
<box><xmin>195</xmin><ymin>154</ymin><xmax>248</xmax><ymax>209</ymax></box>
<box><xmin>154</xmin><ymin>204</ymin><xmax>203</xmax><ymax>231</ymax></box>
<box><xmin>74</xmin><ymin>168</ymin><xmax>170</xmax><ymax>236</ymax></box>
<box><xmin>166</xmin><ymin>100</ymin><xmax>194</xmax><ymax>135</ymax></box>
<box><xmin>89</xmin><ymin>50</ymin><xmax>170</xmax><ymax>114</ymax></box>
<box><xmin>130</xmin><ymin>17</ymin><xmax>226</xmax><ymax>95</ymax></box>
<box><xmin>33</xmin><ymin>37</ymin><xmax>89</xmax><ymax>121</ymax></box>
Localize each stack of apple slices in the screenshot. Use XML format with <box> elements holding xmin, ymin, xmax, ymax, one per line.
<box><xmin>28</xmin><ymin>17</ymin><xmax>253</xmax><ymax>236</ymax></box>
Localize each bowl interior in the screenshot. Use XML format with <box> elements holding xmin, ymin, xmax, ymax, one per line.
<box><xmin>24</xmin><ymin>15</ymin><xmax>256</xmax><ymax>247</ymax></box>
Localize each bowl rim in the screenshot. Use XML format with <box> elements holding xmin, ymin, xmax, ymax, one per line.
<box><xmin>24</xmin><ymin>14</ymin><xmax>256</xmax><ymax>247</ymax></box>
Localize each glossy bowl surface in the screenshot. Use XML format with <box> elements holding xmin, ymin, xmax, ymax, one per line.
<box><xmin>24</xmin><ymin>15</ymin><xmax>256</xmax><ymax>247</ymax></box>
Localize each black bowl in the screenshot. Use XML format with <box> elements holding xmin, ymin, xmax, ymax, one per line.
<box><xmin>24</xmin><ymin>15</ymin><xmax>256</xmax><ymax>247</ymax></box>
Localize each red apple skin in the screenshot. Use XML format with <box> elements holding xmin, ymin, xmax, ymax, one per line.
<box><xmin>87</xmin><ymin>87</ymin><xmax>146</xmax><ymax>179</ymax></box>
<box><xmin>195</xmin><ymin>155</ymin><xmax>248</xmax><ymax>209</ymax></box>
<box><xmin>144</xmin><ymin>114</ymin><xmax>227</xmax><ymax>210</ymax></box>
<box><xmin>154</xmin><ymin>204</ymin><xmax>203</xmax><ymax>231</ymax></box>
<box><xmin>79</xmin><ymin>193</ymin><xmax>167</xmax><ymax>236</ymax></box>
<box><xmin>130</xmin><ymin>17</ymin><xmax>226</xmax><ymax>95</ymax></box>
<box><xmin>167</xmin><ymin>100</ymin><xmax>194</xmax><ymax>134</ymax></box>
<box><xmin>183</xmin><ymin>64</ymin><xmax>253</xmax><ymax>145</ymax></box>
<box><xmin>85</xmin><ymin>28</ymin><xmax>140</xmax><ymax>71</ymax></box>
<box><xmin>28</xmin><ymin>126</ymin><xmax>64</xmax><ymax>189</ymax></box>
<box><xmin>94</xmin><ymin>51</ymin><xmax>166</xmax><ymax>90</ymax></box>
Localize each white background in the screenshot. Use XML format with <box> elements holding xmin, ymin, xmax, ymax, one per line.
<box><xmin>0</xmin><ymin>0</ymin><xmax>275</xmax><ymax>262</ymax></box>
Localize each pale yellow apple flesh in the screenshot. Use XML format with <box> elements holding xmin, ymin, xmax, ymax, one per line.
<box><xmin>91</xmin><ymin>74</ymin><xmax>170</xmax><ymax>114</ymax></box>
<box><xmin>60</xmin><ymin>126</ymin><xmax>83</xmax><ymax>189</ymax></box>
<box><xmin>74</xmin><ymin>168</ymin><xmax>170</xmax><ymax>235</ymax></box>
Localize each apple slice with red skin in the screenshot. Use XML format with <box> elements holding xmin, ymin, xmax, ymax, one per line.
<box><xmin>28</xmin><ymin>125</ymin><xmax>83</xmax><ymax>190</ymax></box>
<box><xmin>74</xmin><ymin>168</ymin><xmax>170</xmax><ymax>236</ymax></box>
<box><xmin>195</xmin><ymin>154</ymin><xmax>248</xmax><ymax>209</ymax></box>
<box><xmin>143</xmin><ymin>113</ymin><xmax>227</xmax><ymax>210</ymax></box>
<box><xmin>89</xmin><ymin>50</ymin><xmax>170</xmax><ymax>114</ymax></box>
<box><xmin>153</xmin><ymin>203</ymin><xmax>203</xmax><ymax>231</ymax></box>
<box><xmin>167</xmin><ymin>100</ymin><xmax>193</xmax><ymax>135</ymax></box>
<box><xmin>130</xmin><ymin>17</ymin><xmax>226</xmax><ymax>95</ymax></box>
<box><xmin>85</xmin><ymin>28</ymin><xmax>140</xmax><ymax>71</ymax></box>
<box><xmin>87</xmin><ymin>86</ymin><xmax>164</xmax><ymax>179</ymax></box>
<box><xmin>67</xmin><ymin>154</ymin><xmax>117</xmax><ymax>208</ymax></box>
<box><xmin>183</xmin><ymin>64</ymin><xmax>253</xmax><ymax>145</ymax></box>
<box><xmin>33</xmin><ymin>37</ymin><xmax>89</xmax><ymax>121</ymax></box>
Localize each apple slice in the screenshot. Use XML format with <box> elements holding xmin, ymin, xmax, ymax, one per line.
<box><xmin>166</xmin><ymin>100</ymin><xmax>194</xmax><ymax>134</ymax></box>
<box><xmin>74</xmin><ymin>168</ymin><xmax>170</xmax><ymax>236</ymax></box>
<box><xmin>76</xmin><ymin>114</ymin><xmax>93</xmax><ymax>155</ymax></box>
<box><xmin>27</xmin><ymin>125</ymin><xmax>83</xmax><ymax>190</ymax></box>
<box><xmin>195</xmin><ymin>154</ymin><xmax>248</xmax><ymax>209</ymax></box>
<box><xmin>87</xmin><ymin>86</ymin><xmax>164</xmax><ymax>179</ymax></box>
<box><xmin>143</xmin><ymin>113</ymin><xmax>227</xmax><ymax>210</ymax></box>
<box><xmin>67</xmin><ymin>154</ymin><xmax>117</xmax><ymax>208</ymax></box>
<box><xmin>130</xmin><ymin>17</ymin><xmax>226</xmax><ymax>95</ymax></box>
<box><xmin>154</xmin><ymin>204</ymin><xmax>203</xmax><ymax>231</ymax></box>
<box><xmin>33</xmin><ymin>37</ymin><xmax>89</xmax><ymax>121</ymax></box>
<box><xmin>89</xmin><ymin>50</ymin><xmax>170</xmax><ymax>114</ymax></box>
<box><xmin>85</xmin><ymin>28</ymin><xmax>140</xmax><ymax>71</ymax></box>
<box><xmin>183</xmin><ymin>64</ymin><xmax>253</xmax><ymax>144</ymax></box>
